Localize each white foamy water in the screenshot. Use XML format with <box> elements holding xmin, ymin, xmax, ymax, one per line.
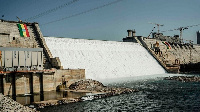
<box><xmin>44</xmin><ymin>37</ymin><xmax>166</xmax><ymax>81</ymax></box>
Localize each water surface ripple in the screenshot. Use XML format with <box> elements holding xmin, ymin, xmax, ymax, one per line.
<box><xmin>40</xmin><ymin>78</ymin><xmax>200</xmax><ymax>112</ymax></box>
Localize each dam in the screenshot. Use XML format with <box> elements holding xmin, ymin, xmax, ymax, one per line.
<box><xmin>1</xmin><ymin>19</ymin><xmax>199</xmax><ymax>97</ymax></box>
<box><xmin>44</xmin><ymin>37</ymin><xmax>166</xmax><ymax>81</ymax></box>
<box><xmin>1</xmin><ymin>19</ymin><xmax>200</xmax><ymax>111</ymax></box>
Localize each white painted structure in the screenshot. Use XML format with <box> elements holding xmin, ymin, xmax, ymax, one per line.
<box><xmin>44</xmin><ymin>37</ymin><xmax>166</xmax><ymax>80</ymax></box>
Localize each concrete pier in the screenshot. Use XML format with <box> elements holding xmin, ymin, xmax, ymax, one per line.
<box><xmin>0</xmin><ymin>74</ymin><xmax>4</xmax><ymax>94</ymax></box>
<box><xmin>0</xmin><ymin>69</ymin><xmax>85</xmax><ymax>96</ymax></box>
<box><xmin>39</xmin><ymin>73</ymin><xmax>43</xmax><ymax>93</ymax></box>
<box><xmin>11</xmin><ymin>73</ymin><xmax>16</xmax><ymax>97</ymax></box>
<box><xmin>30</xmin><ymin>73</ymin><xmax>33</xmax><ymax>95</ymax></box>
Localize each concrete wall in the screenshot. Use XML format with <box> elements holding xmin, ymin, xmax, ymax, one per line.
<box><xmin>144</xmin><ymin>38</ymin><xmax>200</xmax><ymax>65</ymax></box>
<box><xmin>0</xmin><ymin>69</ymin><xmax>85</xmax><ymax>95</ymax></box>
<box><xmin>0</xmin><ymin>20</ymin><xmax>38</xmax><ymax>48</ymax></box>
<box><xmin>2</xmin><ymin>73</ymin><xmax>38</xmax><ymax>96</ymax></box>
<box><xmin>43</xmin><ymin>69</ymin><xmax>85</xmax><ymax>91</ymax></box>
<box><xmin>0</xmin><ymin>20</ymin><xmax>62</xmax><ymax>69</ymax></box>
<box><xmin>0</xmin><ymin>20</ymin><xmax>85</xmax><ymax>96</ymax></box>
<box><xmin>55</xmin><ymin>69</ymin><xmax>85</xmax><ymax>87</ymax></box>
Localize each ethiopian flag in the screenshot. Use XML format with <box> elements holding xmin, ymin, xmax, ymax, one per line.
<box><xmin>17</xmin><ymin>24</ymin><xmax>30</xmax><ymax>37</ymax></box>
<box><xmin>162</xmin><ymin>42</ymin><xmax>171</xmax><ymax>49</ymax></box>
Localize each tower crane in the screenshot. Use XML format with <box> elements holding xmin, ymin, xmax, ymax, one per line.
<box><xmin>147</xmin><ymin>26</ymin><xmax>156</xmax><ymax>38</ymax></box>
<box><xmin>161</xmin><ymin>24</ymin><xmax>200</xmax><ymax>44</ymax></box>
<box><xmin>175</xmin><ymin>27</ymin><xmax>188</xmax><ymax>44</ymax></box>
<box><xmin>149</xmin><ymin>22</ymin><xmax>164</xmax><ymax>34</ymax></box>
<box><xmin>16</xmin><ymin>16</ymin><xmax>22</xmax><ymax>22</ymax></box>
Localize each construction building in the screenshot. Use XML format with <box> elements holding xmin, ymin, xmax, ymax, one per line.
<box><xmin>0</xmin><ymin>19</ymin><xmax>85</xmax><ymax>96</ymax></box>
<box><xmin>122</xmin><ymin>29</ymin><xmax>143</xmax><ymax>43</ymax></box>
<box><xmin>123</xmin><ymin>29</ymin><xmax>200</xmax><ymax>73</ymax></box>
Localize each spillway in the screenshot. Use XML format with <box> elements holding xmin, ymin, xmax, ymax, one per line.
<box><xmin>44</xmin><ymin>37</ymin><xmax>166</xmax><ymax>80</ymax></box>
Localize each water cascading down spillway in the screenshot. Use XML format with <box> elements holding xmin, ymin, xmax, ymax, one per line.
<box><xmin>44</xmin><ymin>37</ymin><xmax>166</xmax><ymax>81</ymax></box>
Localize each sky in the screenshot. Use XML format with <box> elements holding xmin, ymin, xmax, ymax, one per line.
<box><xmin>0</xmin><ymin>0</ymin><xmax>200</xmax><ymax>43</ymax></box>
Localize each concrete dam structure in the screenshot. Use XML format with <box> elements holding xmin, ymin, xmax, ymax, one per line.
<box><xmin>44</xmin><ymin>37</ymin><xmax>166</xmax><ymax>80</ymax></box>
<box><xmin>0</xmin><ymin>20</ymin><xmax>85</xmax><ymax>96</ymax></box>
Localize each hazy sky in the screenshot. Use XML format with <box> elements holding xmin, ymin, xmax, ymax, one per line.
<box><xmin>0</xmin><ymin>0</ymin><xmax>200</xmax><ymax>43</ymax></box>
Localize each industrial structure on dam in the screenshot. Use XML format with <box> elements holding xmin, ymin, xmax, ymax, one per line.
<box><xmin>123</xmin><ymin>29</ymin><xmax>200</xmax><ymax>73</ymax></box>
<box><xmin>0</xmin><ymin>19</ymin><xmax>200</xmax><ymax>99</ymax></box>
<box><xmin>0</xmin><ymin>19</ymin><xmax>85</xmax><ymax>98</ymax></box>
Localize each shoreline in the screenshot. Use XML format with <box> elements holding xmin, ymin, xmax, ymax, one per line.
<box><xmin>0</xmin><ymin>93</ymin><xmax>38</xmax><ymax>112</ymax></box>
<box><xmin>34</xmin><ymin>87</ymin><xmax>138</xmax><ymax>109</ymax></box>
<box><xmin>164</xmin><ymin>76</ymin><xmax>200</xmax><ymax>82</ymax></box>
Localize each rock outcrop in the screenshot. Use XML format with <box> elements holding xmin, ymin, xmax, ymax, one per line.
<box><xmin>69</xmin><ymin>79</ymin><xmax>138</xmax><ymax>94</ymax></box>
<box><xmin>69</xmin><ymin>79</ymin><xmax>105</xmax><ymax>91</ymax></box>
<box><xmin>164</xmin><ymin>76</ymin><xmax>200</xmax><ymax>82</ymax></box>
<box><xmin>0</xmin><ymin>94</ymin><xmax>38</xmax><ymax>112</ymax></box>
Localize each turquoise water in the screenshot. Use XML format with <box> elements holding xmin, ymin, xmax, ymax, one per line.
<box><xmin>39</xmin><ymin>74</ymin><xmax>200</xmax><ymax>112</ymax></box>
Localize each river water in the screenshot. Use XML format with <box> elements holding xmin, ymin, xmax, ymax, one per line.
<box><xmin>39</xmin><ymin>74</ymin><xmax>200</xmax><ymax>112</ymax></box>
